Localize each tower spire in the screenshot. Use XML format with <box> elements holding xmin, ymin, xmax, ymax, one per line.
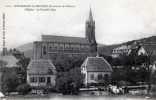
<box><xmin>85</xmin><ymin>7</ymin><xmax>97</xmax><ymax>56</ymax></box>
<box><xmin>89</xmin><ymin>7</ymin><xmax>93</xmax><ymax>21</ymax></box>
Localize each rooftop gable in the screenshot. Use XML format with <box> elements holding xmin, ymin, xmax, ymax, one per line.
<box><xmin>27</xmin><ymin>59</ymin><xmax>56</xmax><ymax>75</ymax></box>
<box><xmin>82</xmin><ymin>57</ymin><xmax>113</xmax><ymax>72</ymax></box>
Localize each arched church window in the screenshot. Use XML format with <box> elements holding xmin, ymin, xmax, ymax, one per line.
<box><xmin>43</xmin><ymin>46</ymin><xmax>47</xmax><ymax>55</ymax></box>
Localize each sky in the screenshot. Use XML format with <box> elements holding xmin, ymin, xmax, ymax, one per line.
<box><xmin>0</xmin><ymin>0</ymin><xmax>156</xmax><ymax>49</ymax></box>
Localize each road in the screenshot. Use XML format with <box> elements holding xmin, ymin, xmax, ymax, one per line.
<box><xmin>4</xmin><ymin>95</ymin><xmax>156</xmax><ymax>100</ymax></box>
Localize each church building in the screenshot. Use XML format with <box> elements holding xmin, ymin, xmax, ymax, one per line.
<box><xmin>33</xmin><ymin>9</ymin><xmax>97</xmax><ymax>60</ymax></box>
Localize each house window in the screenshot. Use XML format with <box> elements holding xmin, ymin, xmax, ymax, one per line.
<box><xmin>39</xmin><ymin>77</ymin><xmax>45</xmax><ymax>83</ymax></box>
<box><xmin>30</xmin><ymin>77</ymin><xmax>37</xmax><ymax>83</ymax></box>
<box><xmin>97</xmin><ymin>74</ymin><xmax>103</xmax><ymax>80</ymax></box>
<box><xmin>104</xmin><ymin>74</ymin><xmax>109</xmax><ymax>80</ymax></box>
<box><xmin>90</xmin><ymin>74</ymin><xmax>94</xmax><ymax>80</ymax></box>
<box><xmin>54</xmin><ymin>43</ymin><xmax>58</xmax><ymax>50</ymax></box>
<box><xmin>47</xmin><ymin>77</ymin><xmax>51</xmax><ymax>84</ymax></box>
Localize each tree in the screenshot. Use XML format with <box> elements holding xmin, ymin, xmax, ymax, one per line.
<box><xmin>1</xmin><ymin>68</ymin><xmax>20</xmax><ymax>94</ymax></box>
<box><xmin>54</xmin><ymin>54</ymin><xmax>84</xmax><ymax>72</ymax></box>
<box><xmin>145</xmin><ymin>49</ymin><xmax>154</xmax><ymax>93</ymax></box>
<box><xmin>56</xmin><ymin>68</ymin><xmax>83</xmax><ymax>95</ymax></box>
<box><xmin>150</xmin><ymin>70</ymin><xmax>156</xmax><ymax>95</ymax></box>
<box><xmin>16</xmin><ymin>57</ymin><xmax>30</xmax><ymax>83</ymax></box>
<box><xmin>99</xmin><ymin>54</ymin><xmax>113</xmax><ymax>65</ymax></box>
<box><xmin>51</xmin><ymin>54</ymin><xmax>84</xmax><ymax>94</ymax></box>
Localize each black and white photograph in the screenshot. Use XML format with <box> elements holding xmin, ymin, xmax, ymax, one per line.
<box><xmin>0</xmin><ymin>0</ymin><xmax>156</xmax><ymax>99</ymax></box>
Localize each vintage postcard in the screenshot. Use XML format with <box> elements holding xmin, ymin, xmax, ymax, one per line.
<box><xmin>0</xmin><ymin>0</ymin><xmax>156</xmax><ymax>100</ymax></box>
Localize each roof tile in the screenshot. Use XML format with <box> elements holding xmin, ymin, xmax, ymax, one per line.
<box><xmin>82</xmin><ymin>57</ymin><xmax>113</xmax><ymax>72</ymax></box>
<box><xmin>27</xmin><ymin>59</ymin><xmax>56</xmax><ymax>75</ymax></box>
<box><xmin>42</xmin><ymin>35</ymin><xmax>89</xmax><ymax>44</ymax></box>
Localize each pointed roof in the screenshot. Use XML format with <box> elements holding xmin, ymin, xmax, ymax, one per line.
<box><xmin>141</xmin><ymin>43</ymin><xmax>156</xmax><ymax>56</ymax></box>
<box><xmin>81</xmin><ymin>57</ymin><xmax>113</xmax><ymax>72</ymax></box>
<box><xmin>27</xmin><ymin>59</ymin><xmax>56</xmax><ymax>75</ymax></box>
<box><xmin>89</xmin><ymin>8</ymin><xmax>94</xmax><ymax>21</ymax></box>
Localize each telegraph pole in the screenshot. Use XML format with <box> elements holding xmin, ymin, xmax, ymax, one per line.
<box><xmin>0</xmin><ymin>13</ymin><xmax>6</xmax><ymax>92</ymax></box>
<box><xmin>2</xmin><ymin>13</ymin><xmax>6</xmax><ymax>56</ymax></box>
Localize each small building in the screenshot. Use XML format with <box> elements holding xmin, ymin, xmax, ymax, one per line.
<box><xmin>112</xmin><ymin>43</ymin><xmax>147</xmax><ymax>58</ymax></box>
<box><xmin>81</xmin><ymin>57</ymin><xmax>113</xmax><ymax>86</ymax></box>
<box><xmin>112</xmin><ymin>45</ymin><xmax>131</xmax><ymax>57</ymax></box>
<box><xmin>27</xmin><ymin>59</ymin><xmax>56</xmax><ymax>90</ymax></box>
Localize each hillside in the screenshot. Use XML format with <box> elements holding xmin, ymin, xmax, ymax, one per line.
<box><xmin>98</xmin><ymin>44</ymin><xmax>120</xmax><ymax>56</ymax></box>
<box><xmin>16</xmin><ymin>42</ymin><xmax>119</xmax><ymax>58</ymax></box>
<box><xmin>17</xmin><ymin>42</ymin><xmax>33</xmax><ymax>58</ymax></box>
<box><xmin>122</xmin><ymin>36</ymin><xmax>156</xmax><ymax>45</ymax></box>
<box><xmin>17</xmin><ymin>42</ymin><xmax>33</xmax><ymax>51</ymax></box>
<box><xmin>16</xmin><ymin>36</ymin><xmax>156</xmax><ymax>58</ymax></box>
<box><xmin>98</xmin><ymin>36</ymin><xmax>156</xmax><ymax>56</ymax></box>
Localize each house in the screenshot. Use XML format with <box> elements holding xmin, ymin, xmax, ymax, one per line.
<box><xmin>112</xmin><ymin>43</ymin><xmax>147</xmax><ymax>58</ymax></box>
<box><xmin>112</xmin><ymin>45</ymin><xmax>131</xmax><ymax>57</ymax></box>
<box><xmin>81</xmin><ymin>57</ymin><xmax>113</xmax><ymax>86</ymax></box>
<box><xmin>27</xmin><ymin>59</ymin><xmax>56</xmax><ymax>91</ymax></box>
<box><xmin>141</xmin><ymin>42</ymin><xmax>156</xmax><ymax>56</ymax></box>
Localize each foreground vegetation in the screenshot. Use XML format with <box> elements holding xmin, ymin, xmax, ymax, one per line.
<box><xmin>1</xmin><ymin>49</ymin><xmax>156</xmax><ymax>95</ymax></box>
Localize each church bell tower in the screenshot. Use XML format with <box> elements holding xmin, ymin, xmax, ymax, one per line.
<box><xmin>85</xmin><ymin>8</ymin><xmax>97</xmax><ymax>55</ymax></box>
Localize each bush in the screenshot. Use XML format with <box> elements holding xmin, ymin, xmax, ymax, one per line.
<box><xmin>42</xmin><ymin>86</ymin><xmax>57</xmax><ymax>94</ymax></box>
<box><xmin>56</xmin><ymin>68</ymin><xmax>83</xmax><ymax>95</ymax></box>
<box><xmin>16</xmin><ymin>83</ymin><xmax>31</xmax><ymax>95</ymax></box>
<box><xmin>2</xmin><ymin>69</ymin><xmax>20</xmax><ymax>93</ymax></box>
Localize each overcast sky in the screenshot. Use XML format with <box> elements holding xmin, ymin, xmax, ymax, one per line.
<box><xmin>0</xmin><ymin>0</ymin><xmax>156</xmax><ymax>49</ymax></box>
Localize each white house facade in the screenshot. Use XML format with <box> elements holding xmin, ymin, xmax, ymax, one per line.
<box><xmin>112</xmin><ymin>44</ymin><xmax>147</xmax><ymax>58</ymax></box>
<box><xmin>81</xmin><ymin>57</ymin><xmax>113</xmax><ymax>86</ymax></box>
<box><xmin>27</xmin><ymin>59</ymin><xmax>56</xmax><ymax>89</ymax></box>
